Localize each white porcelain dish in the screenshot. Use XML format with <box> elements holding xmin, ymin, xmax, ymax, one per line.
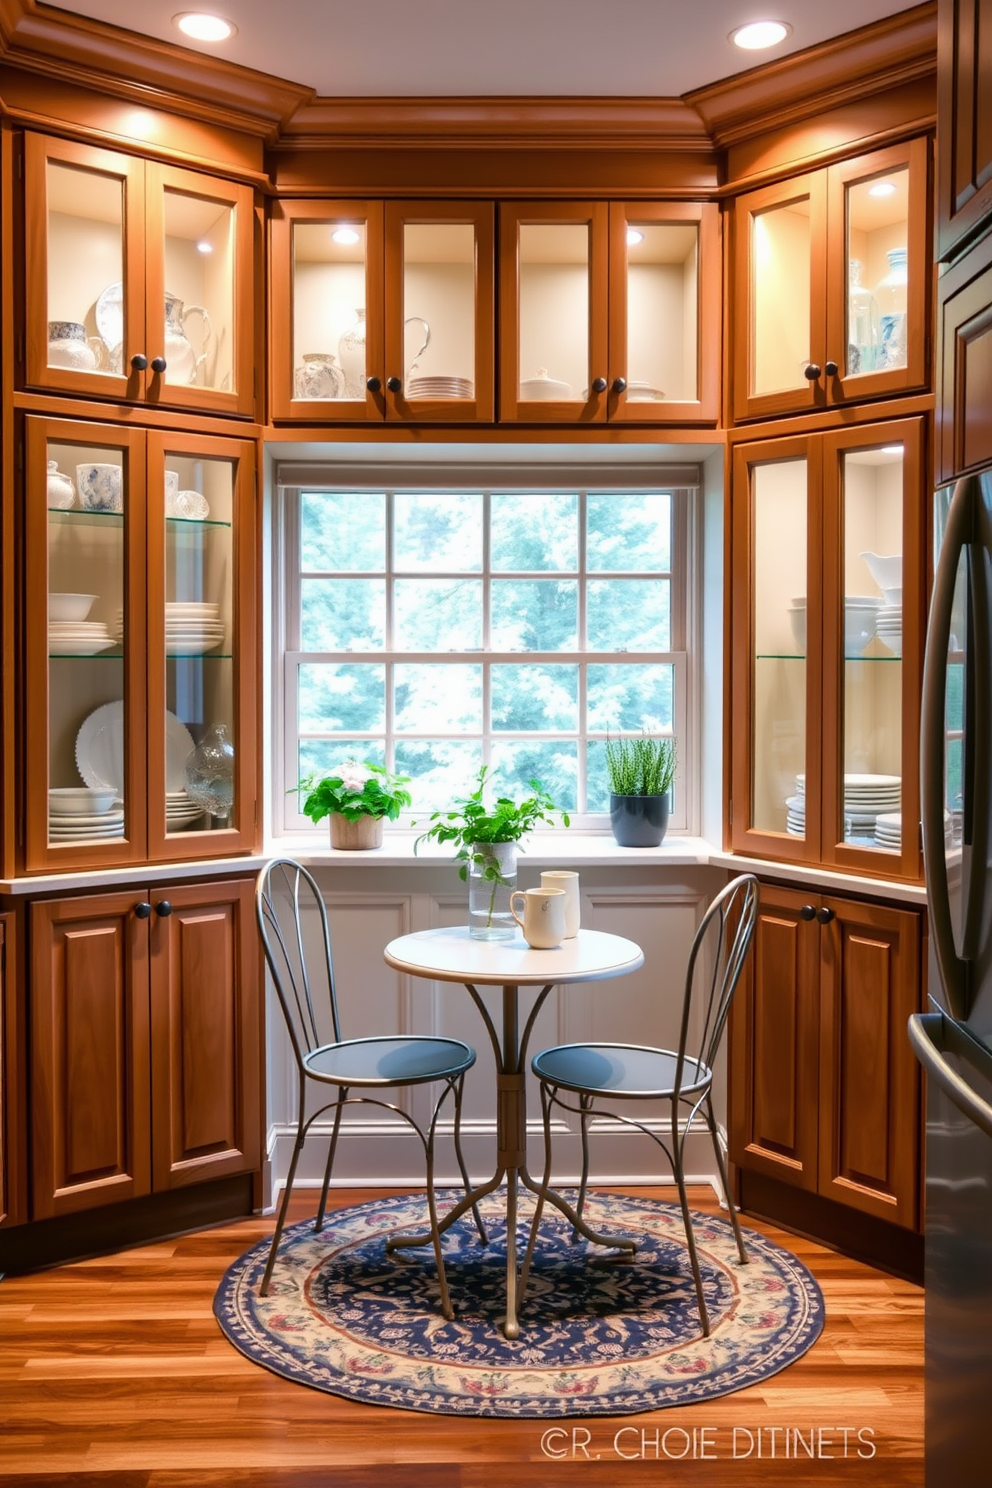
<box><xmin>76</xmin><ymin>702</ymin><xmax>194</xmax><ymax>793</ymax></box>
<box><xmin>519</xmin><ymin>372</ymin><xmax>573</xmax><ymax>399</ymax></box>
<box><xmin>49</xmin><ymin>637</ymin><xmax>119</xmax><ymax>656</ymax></box>
<box><xmin>49</xmin><ymin>593</ymin><xmax>97</xmax><ymax>621</ymax></box>
<box><xmin>48</xmin><ymin>786</ymin><xmax>117</xmax><ymax>814</ymax></box>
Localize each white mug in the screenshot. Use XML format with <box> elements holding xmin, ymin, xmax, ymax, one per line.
<box><xmin>510</xmin><ymin>887</ymin><xmax>566</xmax><ymax>949</ymax></box>
<box><xmin>540</xmin><ymin>871</ymin><xmax>580</xmax><ymax>938</ymax></box>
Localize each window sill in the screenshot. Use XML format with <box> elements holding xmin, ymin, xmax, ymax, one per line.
<box><xmin>267</xmin><ymin>829</ymin><xmax>712</xmax><ymax>869</ymax></box>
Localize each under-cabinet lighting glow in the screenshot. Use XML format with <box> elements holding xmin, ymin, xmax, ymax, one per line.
<box><xmin>627</xmin><ymin>228</ymin><xmax>644</xmax><ymax>246</ymax></box>
<box><xmin>173</xmin><ymin>13</ymin><xmax>237</xmax><ymax>42</ymax></box>
<box><xmin>869</xmin><ymin>181</ymin><xmax>898</xmax><ymax>197</ymax></box>
<box><xmin>731</xmin><ymin>20</ymin><xmax>791</xmax><ymax>50</ymax></box>
<box><xmin>880</xmin><ymin>446</ymin><xmax>904</xmax><ymax>455</ymax></box>
<box><xmin>332</xmin><ymin>226</ymin><xmax>361</xmax><ymax>246</ymax></box>
<box><xmin>196</xmin><ymin>241</ymin><xmax>213</xmax><ymax>254</ymax></box>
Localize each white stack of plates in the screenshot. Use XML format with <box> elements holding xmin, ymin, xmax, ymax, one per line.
<box><xmin>166</xmin><ymin>790</ymin><xmax>206</xmax><ymax>828</ymax></box>
<box><xmin>115</xmin><ymin>601</ymin><xmax>225</xmax><ymax>655</ymax></box>
<box><xmin>785</xmin><ymin>792</ymin><xmax>806</xmax><ymax>835</ymax></box>
<box><xmin>48</xmin><ymin>619</ymin><xmax>116</xmax><ymax>656</ymax></box>
<box><xmin>876</xmin><ymin>604</ymin><xmax>902</xmax><ymax>657</ymax></box>
<box><xmin>406</xmin><ymin>376</ymin><xmax>474</xmax><ymax>400</ymax></box>
<box><xmin>49</xmin><ymin>787</ymin><xmax>124</xmax><ymax>841</ymax></box>
<box><xmin>786</xmin><ymin>772</ymin><xmax>901</xmax><ymax>838</ymax></box>
<box><xmin>875</xmin><ymin>810</ymin><xmax>953</xmax><ymax>850</ymax></box>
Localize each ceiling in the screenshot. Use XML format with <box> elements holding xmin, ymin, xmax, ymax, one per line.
<box><xmin>50</xmin><ymin>0</ymin><xmax>916</xmax><ymax>99</ymax></box>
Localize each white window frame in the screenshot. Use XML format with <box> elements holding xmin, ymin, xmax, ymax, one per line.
<box><xmin>272</xmin><ymin>461</ymin><xmax>698</xmax><ymax>838</ymax></box>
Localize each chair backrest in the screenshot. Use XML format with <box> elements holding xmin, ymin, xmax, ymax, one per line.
<box><xmin>673</xmin><ymin>874</ymin><xmax>759</xmax><ymax>1099</ymax></box>
<box><xmin>256</xmin><ymin>858</ymin><xmax>342</xmax><ymax>1071</ymax></box>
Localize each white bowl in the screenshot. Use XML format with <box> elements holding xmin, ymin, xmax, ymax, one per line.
<box><xmin>519</xmin><ymin>372</ymin><xmax>573</xmax><ymax>400</ymax></box>
<box><xmin>845</xmin><ymin>605</ymin><xmax>877</xmax><ymax>655</ymax></box>
<box><xmin>859</xmin><ymin>551</ymin><xmax>902</xmax><ymax>593</ymax></box>
<box><xmin>49</xmin><ymin>592</ymin><xmax>97</xmax><ymax>622</ymax></box>
<box><xmin>48</xmin><ymin>786</ymin><xmax>117</xmax><ymax>815</ymax></box>
<box><xmin>882</xmin><ymin>585</ymin><xmax>903</xmax><ymax>606</ymax></box>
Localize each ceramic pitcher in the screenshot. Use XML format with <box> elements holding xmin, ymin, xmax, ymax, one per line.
<box><xmin>164</xmin><ymin>292</ymin><xmax>212</xmax><ymax>385</ymax></box>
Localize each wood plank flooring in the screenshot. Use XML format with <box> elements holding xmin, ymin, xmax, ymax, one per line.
<box><xmin>0</xmin><ymin>1187</ymin><xmax>924</xmax><ymax>1487</ymax></box>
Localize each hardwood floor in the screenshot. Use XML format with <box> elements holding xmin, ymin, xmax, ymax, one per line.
<box><xmin>0</xmin><ymin>1187</ymin><xmax>924</xmax><ymax>1487</ymax></box>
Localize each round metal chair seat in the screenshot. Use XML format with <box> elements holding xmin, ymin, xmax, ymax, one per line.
<box><xmin>532</xmin><ymin>1042</ymin><xmax>709</xmax><ymax>1099</ymax></box>
<box><xmin>304</xmin><ymin>1034</ymin><xmax>476</xmax><ymax>1087</ymax></box>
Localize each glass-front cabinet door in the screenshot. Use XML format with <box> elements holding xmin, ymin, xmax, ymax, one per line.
<box><xmin>607</xmin><ymin>201</ymin><xmax>719</xmax><ymax>424</ymax></box>
<box><xmin>383</xmin><ymin>202</ymin><xmax>494</xmax><ymax>421</ymax></box>
<box><xmin>23</xmin><ymin>134</ymin><xmax>254</xmax><ymax>417</ymax></box>
<box><xmin>146</xmin><ymin>433</ymin><xmax>257</xmax><ymax>862</ymax></box>
<box><xmin>25</xmin><ymin>417</ymin><xmax>147</xmax><ymax>871</ymax></box>
<box><xmin>500</xmin><ymin>202</ymin><xmax>610</xmax><ymax>422</ymax></box>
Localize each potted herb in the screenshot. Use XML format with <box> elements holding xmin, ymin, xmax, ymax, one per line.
<box><xmin>294</xmin><ymin>761</ymin><xmax>412</xmax><ymax>850</ymax></box>
<box><xmin>415</xmin><ymin>766</ymin><xmax>569</xmax><ymax>940</ymax></box>
<box><xmin>606</xmin><ymin>732</ymin><xmax>676</xmax><ymax>847</ymax></box>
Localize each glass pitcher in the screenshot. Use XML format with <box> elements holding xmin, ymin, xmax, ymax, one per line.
<box><xmin>164</xmin><ymin>291</ymin><xmax>212</xmax><ymax>385</ymax></box>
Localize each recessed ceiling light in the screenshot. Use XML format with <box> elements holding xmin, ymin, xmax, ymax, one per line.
<box><xmin>173</xmin><ymin>13</ymin><xmax>237</xmax><ymax>42</ymax></box>
<box><xmin>196</xmin><ymin>240</ymin><xmax>213</xmax><ymax>254</ymax></box>
<box><xmin>627</xmin><ymin>228</ymin><xmax>644</xmax><ymax>247</ymax></box>
<box><xmin>869</xmin><ymin>181</ymin><xmax>898</xmax><ymax>198</ymax></box>
<box><xmin>731</xmin><ymin>20</ymin><xmax>791</xmax><ymax>50</ymax></box>
<box><xmin>332</xmin><ymin>226</ymin><xmax>361</xmax><ymax>246</ymax></box>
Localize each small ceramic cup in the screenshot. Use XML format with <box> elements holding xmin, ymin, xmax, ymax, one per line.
<box><xmin>540</xmin><ymin>871</ymin><xmax>580</xmax><ymax>938</ymax></box>
<box><xmin>510</xmin><ymin>887</ymin><xmax>566</xmax><ymax>949</ymax></box>
<box><xmin>76</xmin><ymin>463</ymin><xmax>123</xmax><ymax>513</ymax></box>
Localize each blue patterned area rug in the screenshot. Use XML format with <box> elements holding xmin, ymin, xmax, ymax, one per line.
<box><xmin>214</xmin><ymin>1188</ymin><xmax>824</xmax><ymax>1417</ymax></box>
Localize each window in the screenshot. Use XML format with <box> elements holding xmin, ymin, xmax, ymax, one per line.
<box><xmin>276</xmin><ymin>470</ymin><xmax>693</xmax><ymax>832</ymax></box>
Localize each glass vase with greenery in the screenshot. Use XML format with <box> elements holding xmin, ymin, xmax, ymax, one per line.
<box><xmin>605</xmin><ymin>732</ymin><xmax>677</xmax><ymax>847</ymax></box>
<box><xmin>415</xmin><ymin>766</ymin><xmax>569</xmax><ymax>939</ymax></box>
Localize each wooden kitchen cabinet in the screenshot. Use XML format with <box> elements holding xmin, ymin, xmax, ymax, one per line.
<box><xmin>729</xmin><ymin>882</ymin><xmax>923</xmax><ymax>1230</ymax></box>
<box><xmin>935</xmin><ymin>226</ymin><xmax>992</xmax><ymax>482</ymax></box>
<box><xmin>936</xmin><ymin>0</ymin><xmax>992</xmax><ymax>261</ymax></box>
<box><xmin>269</xmin><ymin>198</ymin><xmax>495</xmax><ymax>422</ymax></box>
<box><xmin>29</xmin><ymin>878</ymin><xmax>260</xmax><ymax>1219</ymax></box>
<box><xmin>728</xmin><ymin>415</ymin><xmax>925</xmax><ymax>880</ymax></box>
<box><xmin>731</xmin><ymin>138</ymin><xmax>930</xmax><ymax>422</ymax></box>
<box><xmin>23</xmin><ymin>415</ymin><xmax>259</xmax><ymax>875</ymax></box>
<box><xmin>22</xmin><ymin>133</ymin><xmax>256</xmax><ymax>418</ymax></box>
<box><xmin>499</xmin><ymin>199</ymin><xmax>719</xmax><ymax>424</ymax></box>
<box><xmin>0</xmin><ymin>911</ymin><xmax>25</xmax><ymax>1228</ymax></box>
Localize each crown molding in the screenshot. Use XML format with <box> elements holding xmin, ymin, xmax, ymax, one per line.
<box><xmin>0</xmin><ymin>0</ymin><xmax>312</xmax><ymax>140</ymax></box>
<box><xmin>687</xmin><ymin>2</ymin><xmax>936</xmax><ymax>149</ymax></box>
<box><xmin>278</xmin><ymin>96</ymin><xmax>713</xmax><ymax>153</ymax></box>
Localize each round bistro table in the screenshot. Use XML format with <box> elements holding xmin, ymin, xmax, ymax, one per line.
<box><xmin>382</xmin><ymin>924</ymin><xmax>644</xmax><ymax>1337</ymax></box>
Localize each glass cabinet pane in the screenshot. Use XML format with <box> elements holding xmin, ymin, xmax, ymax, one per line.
<box><xmin>162</xmin><ymin>453</ymin><xmax>236</xmax><ymax>835</ymax></box>
<box><xmin>403</xmin><ymin>222</ymin><xmax>475</xmax><ymax>401</ymax></box>
<box><xmin>751</xmin><ymin>458</ymin><xmax>808</xmax><ymax>834</ymax></box>
<box><xmin>751</xmin><ymin>196</ymin><xmax>811</xmax><ymax>397</ymax></box>
<box><xmin>161</xmin><ymin>187</ymin><xmax>235</xmax><ymax>392</ymax></box>
<box><xmin>46</xmin><ymin>436</ymin><xmax>128</xmax><ymax>845</ymax></box>
<box><xmin>292</xmin><ymin>219</ymin><xmax>368</xmax><ymax>400</ymax></box>
<box><xmin>845</xmin><ymin>166</ymin><xmax>910</xmax><ymax>379</ymax></box>
<box><xmin>45</xmin><ymin>159</ymin><xmax>126</xmax><ymax>379</ymax></box>
<box><xmin>840</xmin><ymin>446</ymin><xmax>904</xmax><ymax>851</ymax></box>
<box><xmin>518</xmin><ymin>224</ymin><xmax>588</xmax><ymax>400</ymax></box>
<box><xmin>625</xmin><ymin>221</ymin><xmax>698</xmax><ymax>402</ymax></box>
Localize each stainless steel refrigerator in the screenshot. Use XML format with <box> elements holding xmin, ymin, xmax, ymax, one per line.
<box><xmin>910</xmin><ymin>470</ymin><xmax>992</xmax><ymax>1486</ymax></box>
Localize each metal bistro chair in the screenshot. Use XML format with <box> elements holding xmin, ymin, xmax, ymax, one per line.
<box><xmin>256</xmin><ymin>859</ymin><xmax>485</xmax><ymax>1316</ymax></box>
<box><xmin>523</xmin><ymin>873</ymin><xmax>759</xmax><ymax>1336</ymax></box>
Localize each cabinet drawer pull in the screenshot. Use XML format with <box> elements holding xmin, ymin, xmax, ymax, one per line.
<box><xmin>366</xmin><ymin>376</ymin><xmax>382</xmax><ymax>393</ymax></box>
<box><xmin>150</xmin><ymin>356</ymin><xmax>167</xmax><ymax>374</ymax></box>
<box><xmin>799</xmin><ymin>904</ymin><xmax>816</xmax><ymax>921</ymax></box>
<box><xmin>803</xmin><ymin>363</ymin><xmax>822</xmax><ymax>380</ymax></box>
<box><xmin>134</xmin><ymin>901</ymin><xmax>152</xmax><ymax>919</ymax></box>
<box><xmin>130</xmin><ymin>353</ymin><xmax>148</xmax><ymax>371</ymax></box>
<box><xmin>824</xmin><ymin>360</ymin><xmax>839</xmax><ymax>377</ymax></box>
<box><xmin>816</xmin><ymin>906</ymin><xmax>835</xmax><ymax>924</ymax></box>
<box><xmin>386</xmin><ymin>376</ymin><xmax>402</xmax><ymax>393</ymax></box>
<box><xmin>612</xmin><ymin>377</ymin><xmax>627</xmax><ymax>394</ymax></box>
<box><xmin>591</xmin><ymin>377</ymin><xmax>608</xmax><ymax>394</ymax></box>
<box><xmin>156</xmin><ymin>901</ymin><xmax>173</xmax><ymax>918</ymax></box>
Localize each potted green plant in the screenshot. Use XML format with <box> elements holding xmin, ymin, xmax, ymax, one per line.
<box><xmin>415</xmin><ymin>766</ymin><xmax>569</xmax><ymax>940</ymax></box>
<box><xmin>294</xmin><ymin>761</ymin><xmax>412</xmax><ymax>850</ymax></box>
<box><xmin>606</xmin><ymin>732</ymin><xmax>677</xmax><ymax>847</ymax></box>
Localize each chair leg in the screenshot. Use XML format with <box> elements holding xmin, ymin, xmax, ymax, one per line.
<box><xmin>573</xmin><ymin>1092</ymin><xmax>593</xmax><ymax>1243</ymax></box>
<box><xmin>519</xmin><ymin>1081</ymin><xmax>555</xmax><ymax>1303</ymax></box>
<box><xmin>671</xmin><ymin>1097</ymin><xmax>709</xmax><ymax>1337</ymax></box>
<box><xmin>706</xmin><ymin>1093</ymin><xmax>748</xmax><ymax>1266</ymax></box>
<box><xmin>453</xmin><ymin>1073</ymin><xmax>488</xmax><ymax>1246</ymax></box>
<box><xmin>425</xmin><ymin>1100</ymin><xmax>455</xmax><ymax>1322</ymax></box>
<box><xmin>259</xmin><ymin>1124</ymin><xmax>306</xmax><ymax>1298</ymax></box>
<box><xmin>315</xmin><ymin>1091</ymin><xmax>346</xmax><ymax>1234</ymax></box>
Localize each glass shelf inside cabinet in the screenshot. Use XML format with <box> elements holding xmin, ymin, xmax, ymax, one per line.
<box><xmin>839</xmin><ymin>444</ymin><xmax>904</xmax><ymax>851</ymax></box>
<box><xmin>162</xmin><ymin>453</ymin><xmax>237</xmax><ymax>835</ymax></box>
<box><xmin>845</xmin><ymin>167</ymin><xmax>909</xmax><ymax>380</ymax></box>
<box><xmin>47</xmin><ymin>439</ymin><xmax>128</xmax><ymax>847</ymax></box>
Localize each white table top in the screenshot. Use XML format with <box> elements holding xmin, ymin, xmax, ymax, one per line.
<box><xmin>383</xmin><ymin>925</ymin><xmax>644</xmax><ymax>986</ymax></box>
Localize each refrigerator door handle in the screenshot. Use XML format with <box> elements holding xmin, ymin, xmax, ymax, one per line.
<box><xmin>908</xmin><ymin>1012</ymin><xmax>992</xmax><ymax>1141</ymax></box>
<box><xmin>922</xmin><ymin>476</ymin><xmax>975</xmax><ymax>1020</ymax></box>
<box><xmin>963</xmin><ymin>536</ymin><xmax>992</xmax><ymax>959</ymax></box>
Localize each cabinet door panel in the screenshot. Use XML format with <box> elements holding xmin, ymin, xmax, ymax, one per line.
<box><xmin>149</xmin><ymin>880</ymin><xmax>260</xmax><ymax>1189</ymax></box>
<box><xmin>818</xmin><ymin>897</ymin><xmax>921</xmax><ymax>1227</ymax></box>
<box><xmin>936</xmin><ymin>230</ymin><xmax>992</xmax><ymax>483</ymax></box>
<box><xmin>729</xmin><ymin>885</ymin><xmax>820</xmax><ymax>1189</ymax></box>
<box><xmin>937</xmin><ymin>0</ymin><xmax>992</xmax><ymax>259</ymax></box>
<box><xmin>0</xmin><ymin>912</ymin><xmax>26</xmax><ymax>1228</ymax></box>
<box><xmin>30</xmin><ymin>892</ymin><xmax>150</xmax><ymax>1218</ymax></box>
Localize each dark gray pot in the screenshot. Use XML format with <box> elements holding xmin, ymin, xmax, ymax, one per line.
<box><xmin>609</xmin><ymin>792</ymin><xmax>670</xmax><ymax>847</ymax></box>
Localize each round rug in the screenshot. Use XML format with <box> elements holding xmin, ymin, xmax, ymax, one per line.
<box><xmin>214</xmin><ymin>1188</ymin><xmax>824</xmax><ymax>1417</ymax></box>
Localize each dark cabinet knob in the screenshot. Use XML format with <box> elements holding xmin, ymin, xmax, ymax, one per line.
<box><xmin>799</xmin><ymin>904</ymin><xmax>817</xmax><ymax>921</ymax></box>
<box><xmin>803</xmin><ymin>363</ymin><xmax>822</xmax><ymax>381</ymax></box>
<box><xmin>591</xmin><ymin>377</ymin><xmax>608</xmax><ymax>394</ymax></box>
<box><xmin>612</xmin><ymin>377</ymin><xmax>627</xmax><ymax>394</ymax></box>
<box><xmin>824</xmin><ymin>360</ymin><xmax>839</xmax><ymax>377</ymax></box>
<box><xmin>386</xmin><ymin>376</ymin><xmax>402</xmax><ymax>393</ymax></box>
<box><xmin>130</xmin><ymin>353</ymin><xmax>148</xmax><ymax>372</ymax></box>
<box><xmin>134</xmin><ymin>901</ymin><xmax>152</xmax><ymax>919</ymax></box>
<box><xmin>156</xmin><ymin>901</ymin><xmax>173</xmax><ymax>918</ymax></box>
<box><xmin>366</xmin><ymin>376</ymin><xmax>382</xmax><ymax>393</ymax></box>
<box><xmin>150</xmin><ymin>356</ymin><xmax>167</xmax><ymax>374</ymax></box>
<box><xmin>816</xmin><ymin>906</ymin><xmax>835</xmax><ymax>925</ymax></box>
